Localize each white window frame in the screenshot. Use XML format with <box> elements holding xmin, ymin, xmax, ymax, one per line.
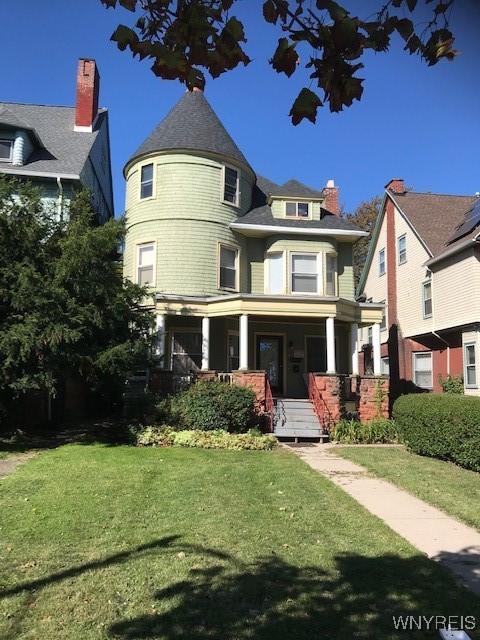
<box><xmin>285</xmin><ymin>201</ymin><xmax>311</xmax><ymax>219</ymax></box>
<box><xmin>324</xmin><ymin>253</ymin><xmax>337</xmax><ymax>297</ymax></box>
<box><xmin>222</xmin><ymin>164</ymin><xmax>240</xmax><ymax>207</ymax></box>
<box><xmin>367</xmin><ymin>326</ymin><xmax>373</xmax><ymax>345</ymax></box>
<box><xmin>413</xmin><ymin>351</ymin><xmax>433</xmax><ymax>390</ymax></box>
<box><xmin>218</xmin><ymin>243</ymin><xmax>239</xmax><ymax>291</ymax></box>
<box><xmin>139</xmin><ymin>162</ymin><xmax>155</xmax><ymax>200</ymax></box>
<box><xmin>398</xmin><ymin>234</ymin><xmax>407</xmax><ymax>265</ymax></box>
<box><xmin>380</xmin><ymin>300</ymin><xmax>387</xmax><ymax>331</ymax></box>
<box><xmin>379</xmin><ymin>247</ymin><xmax>386</xmax><ymax>276</ymax></box>
<box><xmin>464</xmin><ymin>342</ymin><xmax>477</xmax><ymax>389</ymax></box>
<box><xmin>136</xmin><ymin>241</ymin><xmax>156</xmax><ymax>286</ymax></box>
<box><xmin>422</xmin><ymin>280</ymin><xmax>433</xmax><ymax>319</ymax></box>
<box><xmin>264</xmin><ymin>251</ymin><xmax>285</xmax><ymax>294</ymax></box>
<box><xmin>0</xmin><ymin>139</ymin><xmax>13</xmax><ymax>163</ymax></box>
<box><xmin>290</xmin><ymin>252</ymin><xmax>321</xmax><ymax>295</ymax></box>
<box><xmin>381</xmin><ymin>356</ymin><xmax>390</xmax><ymax>376</ymax></box>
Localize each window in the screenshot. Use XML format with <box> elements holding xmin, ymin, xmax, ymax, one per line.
<box><xmin>423</xmin><ymin>280</ymin><xmax>432</xmax><ymax>318</ymax></box>
<box><xmin>266</xmin><ymin>252</ymin><xmax>284</xmax><ymax>294</ymax></box>
<box><xmin>285</xmin><ymin>202</ymin><xmax>309</xmax><ymax>218</ymax></box>
<box><xmin>227</xmin><ymin>332</ymin><xmax>240</xmax><ymax>371</ymax></box>
<box><xmin>464</xmin><ymin>343</ymin><xmax>477</xmax><ymax>388</ymax></box>
<box><xmin>367</xmin><ymin>326</ymin><xmax>373</xmax><ymax>345</ymax></box>
<box><xmin>380</xmin><ymin>300</ymin><xmax>387</xmax><ymax>331</ymax></box>
<box><xmin>381</xmin><ymin>357</ymin><xmax>390</xmax><ymax>376</ymax></box>
<box><xmin>223</xmin><ymin>166</ymin><xmax>239</xmax><ymax>206</ymax></box>
<box><xmin>137</xmin><ymin>242</ymin><xmax>155</xmax><ymax>285</ymax></box>
<box><xmin>413</xmin><ymin>352</ymin><xmax>432</xmax><ymax>389</ymax></box>
<box><xmin>379</xmin><ymin>248</ymin><xmax>386</xmax><ymax>276</ymax></box>
<box><xmin>325</xmin><ymin>254</ymin><xmax>337</xmax><ymax>296</ymax></box>
<box><xmin>398</xmin><ymin>234</ymin><xmax>407</xmax><ymax>264</ymax></box>
<box><xmin>219</xmin><ymin>245</ymin><xmax>238</xmax><ymax>290</ymax></box>
<box><xmin>0</xmin><ymin>140</ymin><xmax>13</xmax><ymax>162</ymax></box>
<box><xmin>140</xmin><ymin>163</ymin><xmax>153</xmax><ymax>199</ymax></box>
<box><xmin>291</xmin><ymin>254</ymin><xmax>318</xmax><ymax>294</ymax></box>
<box><xmin>171</xmin><ymin>331</ymin><xmax>202</xmax><ymax>375</ymax></box>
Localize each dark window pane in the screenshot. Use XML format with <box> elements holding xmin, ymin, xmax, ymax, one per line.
<box><xmin>224</xmin><ymin>167</ymin><xmax>238</xmax><ymax>203</ymax></box>
<box><xmin>220</xmin><ymin>267</ymin><xmax>236</xmax><ymax>289</ymax></box>
<box><xmin>140</xmin><ymin>182</ymin><xmax>153</xmax><ymax>199</ymax></box>
<box><xmin>220</xmin><ymin>247</ymin><xmax>236</xmax><ymax>268</ymax></box>
<box><xmin>298</xmin><ymin>202</ymin><xmax>309</xmax><ymax>217</ymax></box>
<box><xmin>292</xmin><ymin>275</ymin><xmax>317</xmax><ymax>293</ymax></box>
<box><xmin>141</xmin><ymin>164</ymin><xmax>153</xmax><ymax>182</ymax></box>
<box><xmin>0</xmin><ymin>140</ymin><xmax>12</xmax><ymax>160</ymax></box>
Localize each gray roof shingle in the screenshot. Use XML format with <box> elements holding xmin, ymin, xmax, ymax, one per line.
<box><xmin>0</xmin><ymin>103</ymin><xmax>107</xmax><ymax>176</ymax></box>
<box><xmin>127</xmin><ymin>90</ymin><xmax>251</xmax><ymax>170</ymax></box>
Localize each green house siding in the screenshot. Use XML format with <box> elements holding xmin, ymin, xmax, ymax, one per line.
<box><xmin>124</xmin><ymin>152</ymin><xmax>254</xmax><ymax>296</ymax></box>
<box><xmin>337</xmin><ymin>243</ymin><xmax>355</xmax><ymax>300</ymax></box>
<box><xmin>247</xmin><ymin>237</ymin><xmax>265</xmax><ymax>293</ymax></box>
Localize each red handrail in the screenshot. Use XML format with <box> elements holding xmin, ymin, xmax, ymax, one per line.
<box><xmin>308</xmin><ymin>373</ymin><xmax>333</xmax><ymax>432</ymax></box>
<box><xmin>265</xmin><ymin>377</ymin><xmax>274</xmax><ymax>432</ymax></box>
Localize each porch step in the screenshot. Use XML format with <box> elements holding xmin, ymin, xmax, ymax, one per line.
<box><xmin>275</xmin><ymin>427</ymin><xmax>324</xmax><ymax>438</ymax></box>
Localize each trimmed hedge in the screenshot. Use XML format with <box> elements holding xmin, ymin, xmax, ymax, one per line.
<box><xmin>393</xmin><ymin>394</ymin><xmax>480</xmax><ymax>471</ymax></box>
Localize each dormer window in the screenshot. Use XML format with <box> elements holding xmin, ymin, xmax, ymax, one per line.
<box><xmin>286</xmin><ymin>202</ymin><xmax>309</xmax><ymax>218</ymax></box>
<box><xmin>0</xmin><ymin>140</ymin><xmax>13</xmax><ymax>163</ymax></box>
<box><xmin>223</xmin><ymin>166</ymin><xmax>240</xmax><ymax>206</ymax></box>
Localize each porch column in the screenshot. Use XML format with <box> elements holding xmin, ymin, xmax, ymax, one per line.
<box><xmin>201</xmin><ymin>316</ymin><xmax>210</xmax><ymax>371</ymax></box>
<box><xmin>372</xmin><ymin>322</ymin><xmax>381</xmax><ymax>376</ymax></box>
<box><xmin>350</xmin><ymin>322</ymin><xmax>359</xmax><ymax>375</ymax></box>
<box><xmin>155</xmin><ymin>314</ymin><xmax>166</xmax><ymax>368</ymax></box>
<box><xmin>326</xmin><ymin>316</ymin><xmax>336</xmax><ymax>374</ymax></box>
<box><xmin>239</xmin><ymin>314</ymin><xmax>249</xmax><ymax>370</ymax></box>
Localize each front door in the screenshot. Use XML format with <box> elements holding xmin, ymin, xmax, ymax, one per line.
<box><xmin>256</xmin><ymin>335</ymin><xmax>284</xmax><ymax>395</ymax></box>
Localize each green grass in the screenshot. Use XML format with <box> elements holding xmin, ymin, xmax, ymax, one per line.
<box><xmin>337</xmin><ymin>446</ymin><xmax>480</xmax><ymax>530</ymax></box>
<box><xmin>0</xmin><ymin>444</ymin><xmax>478</xmax><ymax>639</ymax></box>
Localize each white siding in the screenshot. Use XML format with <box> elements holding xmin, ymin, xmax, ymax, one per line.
<box><xmin>395</xmin><ymin>209</ymin><xmax>432</xmax><ymax>337</ymax></box>
<box><xmin>432</xmin><ymin>249</ymin><xmax>480</xmax><ymax>332</ymax></box>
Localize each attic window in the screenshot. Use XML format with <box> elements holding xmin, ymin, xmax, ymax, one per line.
<box><xmin>286</xmin><ymin>202</ymin><xmax>309</xmax><ymax>218</ymax></box>
<box><xmin>0</xmin><ymin>140</ymin><xmax>13</xmax><ymax>162</ymax></box>
<box><xmin>223</xmin><ymin>166</ymin><xmax>240</xmax><ymax>206</ymax></box>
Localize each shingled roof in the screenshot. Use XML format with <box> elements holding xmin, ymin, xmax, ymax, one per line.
<box><xmin>388</xmin><ymin>190</ymin><xmax>476</xmax><ymax>256</ymax></box>
<box><xmin>0</xmin><ymin>102</ymin><xmax>107</xmax><ymax>177</ymax></box>
<box><xmin>127</xmin><ymin>90</ymin><xmax>251</xmax><ymax>171</ymax></box>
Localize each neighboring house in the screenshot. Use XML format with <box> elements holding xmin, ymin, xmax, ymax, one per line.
<box><xmin>123</xmin><ymin>88</ymin><xmax>384</xmax><ymax>423</ymax></box>
<box><xmin>358</xmin><ymin>178</ymin><xmax>480</xmax><ymax>396</ymax></box>
<box><xmin>0</xmin><ymin>58</ymin><xmax>113</xmax><ymax>221</ymax></box>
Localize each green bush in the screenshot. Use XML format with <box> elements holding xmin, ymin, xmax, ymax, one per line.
<box><xmin>332</xmin><ymin>418</ymin><xmax>398</xmax><ymax>444</ymax></box>
<box><xmin>393</xmin><ymin>394</ymin><xmax>480</xmax><ymax>471</ymax></box>
<box><xmin>439</xmin><ymin>375</ymin><xmax>464</xmax><ymax>394</ymax></box>
<box><xmin>133</xmin><ymin>426</ymin><xmax>276</xmax><ymax>450</ymax></box>
<box><xmin>170</xmin><ymin>381</ymin><xmax>256</xmax><ymax>432</ymax></box>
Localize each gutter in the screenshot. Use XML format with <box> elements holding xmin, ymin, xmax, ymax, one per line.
<box><xmin>230</xmin><ymin>222</ymin><xmax>368</xmax><ymax>239</ymax></box>
<box><xmin>425</xmin><ymin>236</ymin><xmax>479</xmax><ymax>267</ymax></box>
<box><xmin>56</xmin><ymin>177</ymin><xmax>63</xmax><ymax>220</ymax></box>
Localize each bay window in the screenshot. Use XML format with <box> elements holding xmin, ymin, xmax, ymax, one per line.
<box><xmin>325</xmin><ymin>254</ymin><xmax>337</xmax><ymax>296</ymax></box>
<box><xmin>266</xmin><ymin>252</ymin><xmax>284</xmax><ymax>294</ymax></box>
<box><xmin>291</xmin><ymin>254</ymin><xmax>318</xmax><ymax>294</ymax></box>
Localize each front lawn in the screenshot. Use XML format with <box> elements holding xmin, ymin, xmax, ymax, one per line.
<box><xmin>337</xmin><ymin>446</ymin><xmax>480</xmax><ymax>530</ymax></box>
<box><xmin>0</xmin><ymin>444</ymin><xmax>479</xmax><ymax>639</ymax></box>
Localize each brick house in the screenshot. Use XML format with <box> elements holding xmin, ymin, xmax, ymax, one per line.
<box><xmin>358</xmin><ymin>178</ymin><xmax>480</xmax><ymax>399</ymax></box>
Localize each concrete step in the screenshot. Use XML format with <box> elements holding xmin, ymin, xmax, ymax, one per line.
<box><xmin>282</xmin><ymin>406</ymin><xmax>316</xmax><ymax>414</ymax></box>
<box><xmin>283</xmin><ymin>415</ymin><xmax>319</xmax><ymax>425</ymax></box>
<box><xmin>278</xmin><ymin>400</ymin><xmax>312</xmax><ymax>410</ymax></box>
<box><xmin>275</xmin><ymin>427</ymin><xmax>324</xmax><ymax>438</ymax></box>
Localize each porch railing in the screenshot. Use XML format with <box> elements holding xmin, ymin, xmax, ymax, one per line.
<box><xmin>308</xmin><ymin>372</ymin><xmax>331</xmax><ymax>432</ymax></box>
<box><xmin>265</xmin><ymin>377</ymin><xmax>275</xmax><ymax>433</ymax></box>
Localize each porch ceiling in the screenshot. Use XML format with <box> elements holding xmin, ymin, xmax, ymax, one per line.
<box><xmin>155</xmin><ymin>293</ymin><xmax>383</xmax><ymax>324</ymax></box>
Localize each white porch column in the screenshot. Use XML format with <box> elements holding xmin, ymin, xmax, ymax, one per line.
<box><xmin>326</xmin><ymin>316</ymin><xmax>336</xmax><ymax>374</ymax></box>
<box><xmin>350</xmin><ymin>322</ymin><xmax>359</xmax><ymax>375</ymax></box>
<box><xmin>155</xmin><ymin>314</ymin><xmax>166</xmax><ymax>368</ymax></box>
<box><xmin>372</xmin><ymin>322</ymin><xmax>382</xmax><ymax>376</ymax></box>
<box><xmin>201</xmin><ymin>316</ymin><xmax>210</xmax><ymax>371</ymax></box>
<box><xmin>239</xmin><ymin>314</ymin><xmax>249</xmax><ymax>370</ymax></box>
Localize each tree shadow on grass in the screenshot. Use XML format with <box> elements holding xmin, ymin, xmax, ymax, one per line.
<box><xmin>109</xmin><ymin>548</ymin><xmax>480</xmax><ymax>640</ymax></box>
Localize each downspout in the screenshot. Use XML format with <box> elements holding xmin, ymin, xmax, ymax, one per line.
<box><xmin>427</xmin><ymin>266</ymin><xmax>450</xmax><ymax>375</ymax></box>
<box><xmin>56</xmin><ymin>176</ymin><xmax>63</xmax><ymax>221</ymax></box>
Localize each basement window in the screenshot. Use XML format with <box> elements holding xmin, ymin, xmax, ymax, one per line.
<box><xmin>0</xmin><ymin>140</ymin><xmax>13</xmax><ymax>162</ymax></box>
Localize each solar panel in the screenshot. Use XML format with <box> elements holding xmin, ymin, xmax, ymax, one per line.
<box><xmin>447</xmin><ymin>198</ymin><xmax>480</xmax><ymax>245</ymax></box>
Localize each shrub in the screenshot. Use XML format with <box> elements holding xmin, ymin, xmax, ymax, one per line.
<box><xmin>439</xmin><ymin>375</ymin><xmax>464</xmax><ymax>395</ymax></box>
<box><xmin>136</xmin><ymin>425</ymin><xmax>176</xmax><ymax>447</ymax></box>
<box><xmin>393</xmin><ymin>394</ymin><xmax>480</xmax><ymax>471</ymax></box>
<box><xmin>170</xmin><ymin>381</ymin><xmax>256</xmax><ymax>432</ymax></box>
<box><xmin>332</xmin><ymin>418</ymin><xmax>398</xmax><ymax>444</ymax></box>
<box><xmin>133</xmin><ymin>426</ymin><xmax>277</xmax><ymax>450</ymax></box>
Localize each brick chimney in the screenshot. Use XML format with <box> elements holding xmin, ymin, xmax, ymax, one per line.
<box><xmin>74</xmin><ymin>59</ymin><xmax>100</xmax><ymax>132</ymax></box>
<box><xmin>384</xmin><ymin>178</ymin><xmax>405</xmax><ymax>194</ymax></box>
<box><xmin>323</xmin><ymin>179</ymin><xmax>340</xmax><ymax>216</ymax></box>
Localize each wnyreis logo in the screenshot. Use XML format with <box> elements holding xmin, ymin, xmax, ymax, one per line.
<box><xmin>392</xmin><ymin>615</ymin><xmax>476</xmax><ymax>635</ymax></box>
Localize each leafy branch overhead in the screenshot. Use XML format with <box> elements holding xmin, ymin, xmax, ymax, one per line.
<box><xmin>100</xmin><ymin>0</ymin><xmax>458</xmax><ymax>124</ymax></box>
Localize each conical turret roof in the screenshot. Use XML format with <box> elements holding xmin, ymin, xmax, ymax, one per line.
<box><xmin>127</xmin><ymin>90</ymin><xmax>251</xmax><ymax>172</ymax></box>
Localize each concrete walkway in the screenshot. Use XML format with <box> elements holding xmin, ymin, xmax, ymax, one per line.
<box><xmin>291</xmin><ymin>443</ymin><xmax>480</xmax><ymax>595</ymax></box>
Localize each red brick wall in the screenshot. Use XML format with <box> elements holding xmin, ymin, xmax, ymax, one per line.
<box><xmin>358</xmin><ymin>376</ymin><xmax>390</xmax><ymax>422</ymax></box>
<box><xmin>312</xmin><ymin>374</ymin><xmax>345</xmax><ymax>428</ymax></box>
<box><xmin>232</xmin><ymin>371</ymin><xmax>266</xmax><ymax>408</ymax></box>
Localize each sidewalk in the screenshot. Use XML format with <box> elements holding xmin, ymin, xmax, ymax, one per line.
<box><xmin>290</xmin><ymin>443</ymin><xmax>480</xmax><ymax>595</ymax></box>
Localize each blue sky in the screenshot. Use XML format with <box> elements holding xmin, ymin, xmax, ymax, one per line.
<box><xmin>1</xmin><ymin>0</ymin><xmax>479</xmax><ymax>214</ymax></box>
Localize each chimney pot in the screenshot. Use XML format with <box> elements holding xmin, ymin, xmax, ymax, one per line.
<box><xmin>75</xmin><ymin>58</ymin><xmax>100</xmax><ymax>132</ymax></box>
<box><xmin>384</xmin><ymin>178</ymin><xmax>405</xmax><ymax>194</ymax></box>
<box><xmin>323</xmin><ymin>179</ymin><xmax>340</xmax><ymax>216</ymax></box>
